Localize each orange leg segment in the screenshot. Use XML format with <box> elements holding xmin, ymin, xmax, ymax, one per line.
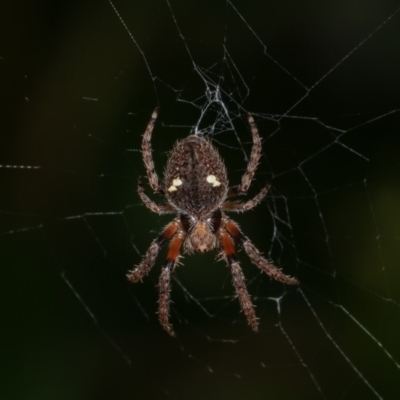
<box><xmin>224</xmin><ymin>219</ymin><xmax>242</xmax><ymax>240</ymax></box>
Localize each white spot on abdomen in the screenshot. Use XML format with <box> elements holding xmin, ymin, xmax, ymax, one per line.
<box><xmin>168</xmin><ymin>177</ymin><xmax>183</xmax><ymax>192</ymax></box>
<box><xmin>206</xmin><ymin>174</ymin><xmax>221</xmax><ymax>187</ymax></box>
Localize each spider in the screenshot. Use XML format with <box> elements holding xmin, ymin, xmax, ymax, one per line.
<box><xmin>128</xmin><ymin>108</ymin><xmax>298</xmax><ymax>336</ymax></box>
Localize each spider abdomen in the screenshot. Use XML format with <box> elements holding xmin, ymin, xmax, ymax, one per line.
<box><xmin>164</xmin><ymin>135</ymin><xmax>228</xmax><ymax>216</ymax></box>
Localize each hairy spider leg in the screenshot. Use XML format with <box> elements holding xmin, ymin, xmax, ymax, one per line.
<box><xmin>127</xmin><ymin>220</ymin><xmax>179</xmax><ymax>282</ymax></box>
<box><xmin>224</xmin><ymin>219</ymin><xmax>299</xmax><ymax>285</ymax></box>
<box><xmin>158</xmin><ymin>234</ymin><xmax>184</xmax><ymax>337</ymax></box>
<box><xmin>229</xmin><ymin>113</ymin><xmax>263</xmax><ymax>197</ymax></box>
<box><xmin>141</xmin><ymin>107</ymin><xmax>163</xmax><ymax>193</ymax></box>
<box><xmin>222</xmin><ymin>184</ymin><xmax>270</xmax><ymax>212</ymax></box>
<box><xmin>218</xmin><ymin>230</ymin><xmax>259</xmax><ymax>332</ymax></box>
<box><xmin>138</xmin><ymin>178</ymin><xmax>175</xmax><ymax>214</ymax></box>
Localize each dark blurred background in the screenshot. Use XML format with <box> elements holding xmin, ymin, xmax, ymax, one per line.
<box><xmin>1</xmin><ymin>1</ymin><xmax>400</xmax><ymax>399</ymax></box>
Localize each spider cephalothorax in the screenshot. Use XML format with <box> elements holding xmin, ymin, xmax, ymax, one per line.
<box><xmin>128</xmin><ymin>108</ymin><xmax>298</xmax><ymax>336</ymax></box>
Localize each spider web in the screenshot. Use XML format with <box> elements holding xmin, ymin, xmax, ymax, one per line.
<box><xmin>1</xmin><ymin>1</ymin><xmax>400</xmax><ymax>399</ymax></box>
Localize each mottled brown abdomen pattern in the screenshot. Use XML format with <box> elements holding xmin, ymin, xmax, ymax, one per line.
<box><xmin>164</xmin><ymin>135</ymin><xmax>228</xmax><ymax>217</ymax></box>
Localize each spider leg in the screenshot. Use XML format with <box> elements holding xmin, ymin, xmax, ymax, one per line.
<box><xmin>224</xmin><ymin>218</ymin><xmax>299</xmax><ymax>285</ymax></box>
<box><xmin>222</xmin><ymin>184</ymin><xmax>270</xmax><ymax>212</ymax></box>
<box><xmin>158</xmin><ymin>234</ymin><xmax>184</xmax><ymax>337</ymax></box>
<box><xmin>138</xmin><ymin>179</ymin><xmax>175</xmax><ymax>214</ymax></box>
<box><xmin>232</xmin><ymin>113</ymin><xmax>263</xmax><ymax>196</ymax></box>
<box><xmin>142</xmin><ymin>108</ymin><xmax>163</xmax><ymax>193</ymax></box>
<box><xmin>127</xmin><ymin>219</ymin><xmax>179</xmax><ymax>283</ymax></box>
<box><xmin>218</xmin><ymin>230</ymin><xmax>259</xmax><ymax>332</ymax></box>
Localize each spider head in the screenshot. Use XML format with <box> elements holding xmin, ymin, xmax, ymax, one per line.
<box><xmin>186</xmin><ymin>220</ymin><xmax>217</xmax><ymax>253</ymax></box>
